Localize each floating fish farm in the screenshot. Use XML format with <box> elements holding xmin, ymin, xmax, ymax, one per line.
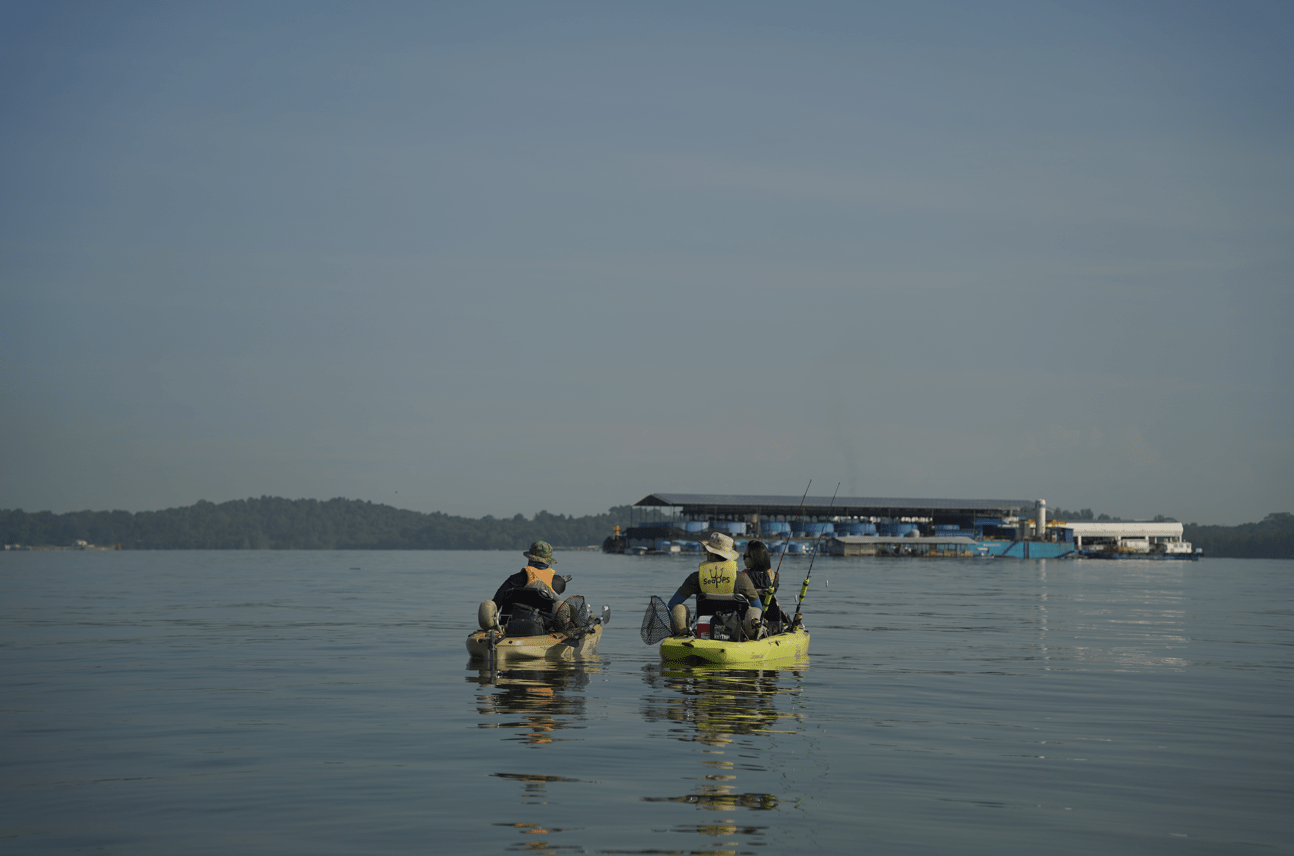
<box><xmin>602</xmin><ymin>493</ymin><xmax>1197</xmax><ymax>559</ymax></box>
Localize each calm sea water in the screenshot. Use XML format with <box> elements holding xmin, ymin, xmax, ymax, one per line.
<box><xmin>2</xmin><ymin>550</ymin><xmax>1290</xmax><ymax>855</ymax></box>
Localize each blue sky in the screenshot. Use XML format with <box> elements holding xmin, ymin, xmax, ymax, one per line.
<box><xmin>3</xmin><ymin>1</ymin><xmax>1290</xmax><ymax>525</ymax></box>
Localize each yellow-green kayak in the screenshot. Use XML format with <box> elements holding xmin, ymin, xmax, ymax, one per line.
<box><xmin>659</xmin><ymin>627</ymin><xmax>810</xmax><ymax>665</ymax></box>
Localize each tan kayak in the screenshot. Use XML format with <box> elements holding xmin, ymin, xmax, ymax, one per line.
<box><xmin>467</xmin><ymin>603</ymin><xmax>609</xmax><ymax>662</ymax></box>
<box><xmin>466</xmin><ymin>622</ymin><xmax>604</xmax><ymax>662</ymax></box>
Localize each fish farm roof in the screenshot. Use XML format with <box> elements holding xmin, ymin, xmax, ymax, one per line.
<box><xmin>633</xmin><ymin>493</ymin><xmax>1035</xmax><ymax>518</ymax></box>
<box><xmin>830</xmin><ymin>535</ymin><xmax>982</xmax><ymax>545</ymax></box>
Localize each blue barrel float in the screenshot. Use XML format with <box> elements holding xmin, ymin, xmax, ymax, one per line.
<box><xmin>879</xmin><ymin>522</ymin><xmax>919</xmax><ymax>536</ymax></box>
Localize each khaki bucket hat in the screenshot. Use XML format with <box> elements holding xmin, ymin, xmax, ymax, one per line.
<box><xmin>701</xmin><ymin>531</ymin><xmax>740</xmax><ymax>561</ymax></box>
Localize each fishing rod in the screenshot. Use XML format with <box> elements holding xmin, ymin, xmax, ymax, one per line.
<box><xmin>763</xmin><ymin>480</ymin><xmax>811</xmax><ymax>621</ymax></box>
<box><xmin>793</xmin><ymin>482</ymin><xmax>840</xmax><ymax>628</ymax></box>
<box><xmin>752</xmin><ymin>480</ymin><xmax>809</xmax><ymax>635</ymax></box>
<box><xmin>771</xmin><ymin>479</ymin><xmax>811</xmax><ymax>587</ymax></box>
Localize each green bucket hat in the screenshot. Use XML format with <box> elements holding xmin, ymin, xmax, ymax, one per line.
<box><xmin>524</xmin><ymin>540</ymin><xmax>555</xmax><ymax>565</ymax></box>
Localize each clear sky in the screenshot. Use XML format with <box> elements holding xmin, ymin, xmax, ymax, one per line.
<box><xmin>3</xmin><ymin>1</ymin><xmax>1291</xmax><ymax>526</ymax></box>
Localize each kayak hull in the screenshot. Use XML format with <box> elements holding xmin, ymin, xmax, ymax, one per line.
<box><xmin>466</xmin><ymin>624</ymin><xmax>603</xmax><ymax>662</ymax></box>
<box><xmin>659</xmin><ymin>627</ymin><xmax>810</xmax><ymax>665</ymax></box>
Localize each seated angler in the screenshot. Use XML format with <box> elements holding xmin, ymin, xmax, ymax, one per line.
<box><xmin>742</xmin><ymin>539</ymin><xmax>787</xmax><ymax>630</ymax></box>
<box><xmin>478</xmin><ymin>540</ymin><xmax>570</xmax><ymax>636</ymax></box>
<box><xmin>667</xmin><ymin>532</ymin><xmax>763</xmax><ymax>639</ymax></box>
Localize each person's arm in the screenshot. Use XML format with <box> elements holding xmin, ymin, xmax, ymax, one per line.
<box><xmin>667</xmin><ymin>573</ymin><xmax>700</xmax><ymax>609</ymax></box>
<box><xmin>736</xmin><ymin>573</ymin><xmax>762</xmax><ymax>604</ymax></box>
<box><xmin>493</xmin><ymin>571</ymin><xmax>527</xmax><ymax>604</ymax></box>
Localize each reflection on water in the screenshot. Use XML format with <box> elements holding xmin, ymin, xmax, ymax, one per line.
<box><xmin>642</xmin><ymin>663</ymin><xmax>805</xmax><ymax>748</ymax></box>
<box><xmin>636</xmin><ymin>662</ymin><xmax>808</xmax><ymax>852</ymax></box>
<box><xmin>1064</xmin><ymin>563</ymin><xmax>1193</xmax><ymax>671</ymax></box>
<box><xmin>491</xmin><ymin>773</ymin><xmax>586</xmax><ymax>807</ymax></box>
<box><xmin>467</xmin><ymin>660</ymin><xmax>595</xmax><ymax>746</ymax></box>
<box><xmin>4</xmin><ymin>551</ymin><xmax>1288</xmax><ymax>856</ymax></box>
<box><xmin>467</xmin><ymin>659</ymin><xmax>809</xmax><ymax>854</ymax></box>
<box><xmin>491</xmin><ymin>820</ymin><xmax>583</xmax><ymax>854</ymax></box>
<box><xmin>468</xmin><ymin>660</ymin><xmax>600</xmax><ymax>852</ymax></box>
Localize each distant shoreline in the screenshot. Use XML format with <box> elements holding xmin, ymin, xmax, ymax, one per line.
<box><xmin>2</xmin><ymin>500</ymin><xmax>1289</xmax><ymax>558</ymax></box>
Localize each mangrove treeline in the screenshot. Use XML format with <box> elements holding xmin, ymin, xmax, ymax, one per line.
<box><xmin>0</xmin><ymin>497</ymin><xmax>634</xmax><ymax>551</ymax></box>
<box><xmin>1181</xmin><ymin>513</ymin><xmax>1294</xmax><ymax>559</ymax></box>
<box><xmin>2</xmin><ymin>499</ymin><xmax>1291</xmax><ymax>558</ymax></box>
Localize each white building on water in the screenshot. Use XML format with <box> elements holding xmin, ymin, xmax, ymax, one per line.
<box><xmin>1059</xmin><ymin>521</ymin><xmax>1195</xmax><ymax>555</ymax></box>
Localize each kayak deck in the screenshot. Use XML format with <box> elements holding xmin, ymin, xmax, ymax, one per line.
<box><xmin>466</xmin><ymin>624</ymin><xmax>603</xmax><ymax>662</ymax></box>
<box><xmin>659</xmin><ymin>627</ymin><xmax>810</xmax><ymax>665</ymax></box>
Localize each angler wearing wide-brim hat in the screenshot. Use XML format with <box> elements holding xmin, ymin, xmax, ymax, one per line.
<box><xmin>665</xmin><ymin>530</ymin><xmax>762</xmax><ymax>639</ymax></box>
<box><xmin>478</xmin><ymin>540</ymin><xmax>573</xmax><ymax>634</ymax></box>
<box><xmin>700</xmin><ymin>531</ymin><xmax>740</xmax><ymax>561</ymax></box>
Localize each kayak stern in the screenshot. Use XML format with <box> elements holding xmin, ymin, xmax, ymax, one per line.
<box><xmin>466</xmin><ymin>624</ymin><xmax>603</xmax><ymax>662</ymax></box>
<box><xmin>659</xmin><ymin>627</ymin><xmax>810</xmax><ymax>665</ymax></box>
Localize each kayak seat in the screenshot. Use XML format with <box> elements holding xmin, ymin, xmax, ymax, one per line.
<box><xmin>504</xmin><ymin>603</ymin><xmax>550</xmax><ymax>637</ymax></box>
<box><xmin>478</xmin><ymin>600</ymin><xmax>500</xmax><ymax>630</ymax></box>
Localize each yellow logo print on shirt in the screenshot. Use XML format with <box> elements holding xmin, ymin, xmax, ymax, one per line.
<box><xmin>699</xmin><ymin>563</ymin><xmax>735</xmax><ymax>594</ymax></box>
<box><xmin>702</xmin><ymin>568</ymin><xmax>731</xmax><ymax>586</ymax></box>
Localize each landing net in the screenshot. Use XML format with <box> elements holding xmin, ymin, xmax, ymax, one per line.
<box><xmin>555</xmin><ymin>595</ymin><xmax>592</xmax><ymax>630</ymax></box>
<box><xmin>640</xmin><ymin>595</ymin><xmax>673</xmax><ymax>645</ymax></box>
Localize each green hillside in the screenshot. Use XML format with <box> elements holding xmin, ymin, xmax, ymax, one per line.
<box><xmin>1</xmin><ymin>497</ymin><xmax>632</xmax><ymax>551</ymax></box>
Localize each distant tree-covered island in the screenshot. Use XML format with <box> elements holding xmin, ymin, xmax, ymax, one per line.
<box><xmin>2</xmin><ymin>499</ymin><xmax>1291</xmax><ymax>558</ymax></box>
<box><xmin>0</xmin><ymin>497</ymin><xmax>633</xmax><ymax>551</ymax></box>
